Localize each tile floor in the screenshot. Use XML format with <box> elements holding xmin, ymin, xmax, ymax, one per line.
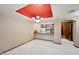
<box><xmin>3</xmin><ymin>38</ymin><xmax>79</xmax><ymax>55</ymax></box>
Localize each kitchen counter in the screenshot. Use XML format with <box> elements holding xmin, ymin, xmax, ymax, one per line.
<box><xmin>34</xmin><ymin>32</ymin><xmax>54</xmax><ymax>41</ymax></box>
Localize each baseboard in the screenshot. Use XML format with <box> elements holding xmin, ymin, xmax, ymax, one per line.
<box><xmin>73</xmin><ymin>44</ymin><xmax>79</xmax><ymax>48</ymax></box>
<box><xmin>53</xmin><ymin>42</ymin><xmax>62</xmax><ymax>45</ymax></box>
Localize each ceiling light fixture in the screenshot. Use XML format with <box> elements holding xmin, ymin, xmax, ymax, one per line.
<box><xmin>32</xmin><ymin>16</ymin><xmax>44</xmax><ymax>23</ymax></box>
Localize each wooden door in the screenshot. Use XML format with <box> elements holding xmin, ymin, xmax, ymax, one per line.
<box><xmin>61</xmin><ymin>21</ymin><xmax>73</xmax><ymax>41</ymax></box>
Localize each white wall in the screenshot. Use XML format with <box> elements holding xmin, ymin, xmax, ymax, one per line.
<box><xmin>54</xmin><ymin>19</ymin><xmax>61</xmax><ymax>44</ymax></box>
<box><xmin>64</xmin><ymin>10</ymin><xmax>79</xmax><ymax>47</ymax></box>
<box><xmin>33</xmin><ymin>18</ymin><xmax>61</xmax><ymax>44</ymax></box>
<box><xmin>0</xmin><ymin>6</ymin><xmax>34</xmax><ymax>54</ymax></box>
<box><xmin>33</xmin><ymin>23</ymin><xmax>41</xmax><ymax>33</ymax></box>
<box><xmin>75</xmin><ymin>17</ymin><xmax>79</xmax><ymax>47</ymax></box>
<box><xmin>33</xmin><ymin>17</ymin><xmax>55</xmax><ymax>33</ymax></box>
<box><xmin>72</xmin><ymin>17</ymin><xmax>79</xmax><ymax>47</ymax></box>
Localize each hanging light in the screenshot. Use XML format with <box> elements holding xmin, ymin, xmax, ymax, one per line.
<box><xmin>32</xmin><ymin>17</ymin><xmax>35</xmax><ymax>20</ymax></box>
<box><xmin>36</xmin><ymin>16</ymin><xmax>40</xmax><ymax>19</ymax></box>
<box><xmin>35</xmin><ymin>19</ymin><xmax>41</xmax><ymax>23</ymax></box>
<box><xmin>32</xmin><ymin>16</ymin><xmax>44</xmax><ymax>23</ymax></box>
<box><xmin>40</xmin><ymin>17</ymin><xmax>44</xmax><ymax>20</ymax></box>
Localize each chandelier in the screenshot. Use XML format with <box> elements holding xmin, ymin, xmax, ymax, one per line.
<box><xmin>32</xmin><ymin>16</ymin><xmax>44</xmax><ymax>23</ymax></box>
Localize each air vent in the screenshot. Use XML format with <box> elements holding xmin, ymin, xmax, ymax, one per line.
<box><xmin>69</xmin><ymin>10</ymin><xmax>77</xmax><ymax>13</ymax></box>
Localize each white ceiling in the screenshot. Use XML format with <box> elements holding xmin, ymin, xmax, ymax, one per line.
<box><xmin>52</xmin><ymin>4</ymin><xmax>79</xmax><ymax>18</ymax></box>
<box><xmin>0</xmin><ymin>4</ymin><xmax>26</xmax><ymax>11</ymax></box>
<box><xmin>0</xmin><ymin>4</ymin><xmax>79</xmax><ymax>19</ymax></box>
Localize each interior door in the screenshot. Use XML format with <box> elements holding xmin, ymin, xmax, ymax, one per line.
<box><xmin>61</xmin><ymin>21</ymin><xmax>73</xmax><ymax>41</ymax></box>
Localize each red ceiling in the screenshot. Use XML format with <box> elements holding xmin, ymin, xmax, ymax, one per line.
<box><xmin>16</xmin><ymin>4</ymin><xmax>53</xmax><ymax>19</ymax></box>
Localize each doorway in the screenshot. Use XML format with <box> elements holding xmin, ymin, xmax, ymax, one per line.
<box><xmin>61</xmin><ymin>20</ymin><xmax>74</xmax><ymax>41</ymax></box>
